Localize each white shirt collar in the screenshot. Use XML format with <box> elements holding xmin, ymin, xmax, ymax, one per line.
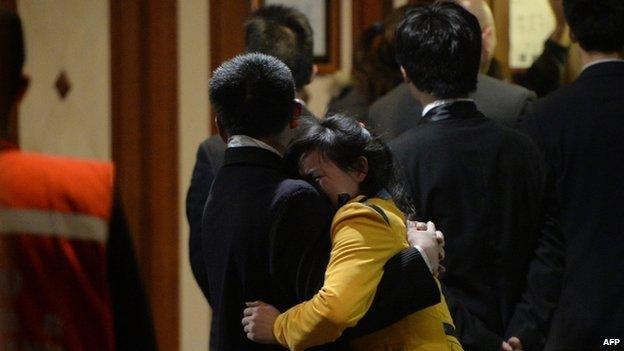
<box><xmin>581</xmin><ymin>58</ymin><xmax>624</xmax><ymax>72</ymax></box>
<box><xmin>422</xmin><ymin>98</ymin><xmax>474</xmax><ymax>117</ymax></box>
<box><xmin>227</xmin><ymin>135</ymin><xmax>282</xmax><ymax>157</ymax></box>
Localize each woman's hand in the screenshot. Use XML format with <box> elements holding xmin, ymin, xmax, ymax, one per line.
<box><xmin>242</xmin><ymin>301</ymin><xmax>280</xmax><ymax>344</ymax></box>
<box><xmin>406</xmin><ymin>221</ymin><xmax>446</xmax><ymax>276</ymax></box>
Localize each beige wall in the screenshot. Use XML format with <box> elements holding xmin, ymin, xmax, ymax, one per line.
<box><xmin>305</xmin><ymin>0</ymin><xmax>353</xmax><ymax>117</ymax></box>
<box><xmin>17</xmin><ymin>0</ymin><xmax>111</xmax><ymax>160</ymax></box>
<box><xmin>177</xmin><ymin>0</ymin><xmax>211</xmax><ymax>350</ymax></box>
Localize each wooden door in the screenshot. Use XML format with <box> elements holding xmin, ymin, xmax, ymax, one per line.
<box><xmin>110</xmin><ymin>1</ymin><xmax>179</xmax><ymax>350</ymax></box>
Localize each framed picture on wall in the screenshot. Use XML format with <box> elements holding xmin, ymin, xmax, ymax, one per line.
<box><xmin>252</xmin><ymin>0</ymin><xmax>340</xmax><ymax>74</ymax></box>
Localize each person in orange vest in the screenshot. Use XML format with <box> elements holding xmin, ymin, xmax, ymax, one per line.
<box><xmin>0</xmin><ymin>8</ymin><xmax>156</xmax><ymax>351</ymax></box>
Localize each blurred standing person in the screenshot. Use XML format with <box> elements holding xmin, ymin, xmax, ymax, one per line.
<box><xmin>508</xmin><ymin>0</ymin><xmax>571</xmax><ymax>97</ymax></box>
<box><xmin>507</xmin><ymin>0</ymin><xmax>624</xmax><ymax>349</ymax></box>
<box><xmin>0</xmin><ymin>8</ymin><xmax>155</xmax><ymax>351</ymax></box>
<box><xmin>326</xmin><ymin>5</ymin><xmax>416</xmax><ymax>122</ymax></box>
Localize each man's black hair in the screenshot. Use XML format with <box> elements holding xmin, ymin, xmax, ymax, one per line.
<box><xmin>0</xmin><ymin>7</ymin><xmax>25</xmax><ymax>121</ymax></box>
<box><xmin>395</xmin><ymin>2</ymin><xmax>481</xmax><ymax>98</ymax></box>
<box><xmin>209</xmin><ymin>53</ymin><xmax>295</xmax><ymax>139</ymax></box>
<box><xmin>563</xmin><ymin>0</ymin><xmax>624</xmax><ymax>53</ymax></box>
<box><xmin>245</xmin><ymin>5</ymin><xmax>314</xmax><ymax>90</ymax></box>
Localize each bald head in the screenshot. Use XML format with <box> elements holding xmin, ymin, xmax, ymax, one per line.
<box><xmin>460</xmin><ymin>0</ymin><xmax>494</xmax><ymax>28</ymax></box>
<box><xmin>459</xmin><ymin>0</ymin><xmax>497</xmax><ymax>72</ymax></box>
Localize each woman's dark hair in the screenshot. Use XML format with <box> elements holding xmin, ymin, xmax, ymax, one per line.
<box><xmin>285</xmin><ymin>115</ymin><xmax>416</xmax><ymax>216</ymax></box>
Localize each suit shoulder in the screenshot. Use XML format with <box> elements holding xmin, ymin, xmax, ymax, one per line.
<box><xmin>274</xmin><ymin>179</ymin><xmax>322</xmax><ymax>202</ymax></box>
<box><xmin>533</xmin><ymin>82</ymin><xmax>582</xmax><ymax>116</ymax></box>
<box><xmin>497</xmin><ymin>123</ymin><xmax>541</xmax><ymax>154</ymax></box>
<box><xmin>199</xmin><ymin>135</ymin><xmax>226</xmax><ymax>154</ymax></box>
<box><xmin>370</xmin><ymin>84</ymin><xmax>409</xmax><ymax>113</ymax></box>
<box><xmin>480</xmin><ymin>74</ymin><xmax>534</xmax><ymax>99</ymax></box>
<box><xmin>390</xmin><ymin>123</ymin><xmax>437</xmax><ymax>148</ymax></box>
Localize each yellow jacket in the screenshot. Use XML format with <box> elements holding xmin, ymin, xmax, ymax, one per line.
<box><xmin>273</xmin><ymin>195</ymin><xmax>463</xmax><ymax>351</ymax></box>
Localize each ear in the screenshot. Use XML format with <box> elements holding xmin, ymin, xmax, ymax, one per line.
<box><xmin>400</xmin><ymin>66</ymin><xmax>410</xmax><ymax>83</ymax></box>
<box><xmin>289</xmin><ymin>99</ymin><xmax>303</xmax><ymax>130</ymax></box>
<box><xmin>481</xmin><ymin>26</ymin><xmax>494</xmax><ymax>56</ymax></box>
<box><xmin>310</xmin><ymin>64</ymin><xmax>319</xmax><ymax>82</ymax></box>
<box><xmin>481</xmin><ymin>26</ymin><xmax>493</xmax><ymax>47</ymax></box>
<box><xmin>215</xmin><ymin>117</ymin><xmax>228</xmax><ymax>143</ymax></box>
<box><xmin>352</xmin><ymin>156</ymin><xmax>369</xmax><ymax>182</ymax></box>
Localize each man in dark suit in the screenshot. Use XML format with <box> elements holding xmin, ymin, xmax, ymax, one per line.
<box><xmin>389</xmin><ymin>4</ymin><xmax>549</xmax><ymax>350</ymax></box>
<box><xmin>368</xmin><ymin>0</ymin><xmax>536</xmax><ymax>141</ymax></box>
<box><xmin>202</xmin><ymin>53</ymin><xmax>443</xmax><ymax>350</ymax></box>
<box><xmin>187</xmin><ymin>5</ymin><xmax>318</xmax><ymax>295</ymax></box>
<box><xmin>506</xmin><ymin>0</ymin><xmax>624</xmax><ymax>349</ymax></box>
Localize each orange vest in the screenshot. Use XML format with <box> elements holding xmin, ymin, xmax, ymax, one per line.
<box><xmin>0</xmin><ymin>146</ymin><xmax>115</xmax><ymax>351</ymax></box>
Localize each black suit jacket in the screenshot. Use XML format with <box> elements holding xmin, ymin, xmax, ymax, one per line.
<box><xmin>201</xmin><ymin>146</ymin><xmax>439</xmax><ymax>350</ymax></box>
<box><xmin>186</xmin><ymin>135</ymin><xmax>226</xmax><ymax>297</ymax></box>
<box><xmin>510</xmin><ymin>61</ymin><xmax>624</xmax><ymax>350</ymax></box>
<box><xmin>368</xmin><ymin>75</ymin><xmax>536</xmax><ymax>141</ymax></box>
<box><xmin>390</xmin><ymin>101</ymin><xmax>547</xmax><ymax>351</ymax></box>
<box><xmin>186</xmin><ymin>105</ymin><xmax>320</xmax><ymax>296</ymax></box>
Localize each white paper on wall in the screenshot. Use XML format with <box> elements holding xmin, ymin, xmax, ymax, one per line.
<box><xmin>509</xmin><ymin>0</ymin><xmax>555</xmax><ymax>68</ymax></box>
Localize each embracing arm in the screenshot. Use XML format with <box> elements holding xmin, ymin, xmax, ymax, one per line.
<box><xmin>272</xmin><ymin>203</ymin><xmax>406</xmax><ymax>350</ymax></box>
<box><xmin>269</xmin><ymin>185</ymin><xmax>334</xmax><ymax>305</ymax></box>
<box><xmin>345</xmin><ymin>240</ymin><xmax>440</xmax><ymax>338</ymax></box>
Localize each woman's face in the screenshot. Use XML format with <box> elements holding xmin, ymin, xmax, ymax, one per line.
<box><xmin>299</xmin><ymin>150</ymin><xmax>366</xmax><ymax>207</ymax></box>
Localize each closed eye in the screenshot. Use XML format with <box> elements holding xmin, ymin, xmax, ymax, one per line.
<box><xmin>305</xmin><ymin>172</ymin><xmax>323</xmax><ymax>183</ymax></box>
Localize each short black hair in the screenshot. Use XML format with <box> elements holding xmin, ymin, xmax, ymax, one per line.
<box><xmin>395</xmin><ymin>2</ymin><xmax>481</xmax><ymax>98</ymax></box>
<box><xmin>285</xmin><ymin>115</ymin><xmax>416</xmax><ymax>215</ymax></box>
<box><xmin>209</xmin><ymin>53</ymin><xmax>295</xmax><ymax>139</ymax></box>
<box><xmin>0</xmin><ymin>7</ymin><xmax>25</xmax><ymax>119</ymax></box>
<box><xmin>563</xmin><ymin>0</ymin><xmax>624</xmax><ymax>53</ymax></box>
<box><xmin>245</xmin><ymin>5</ymin><xmax>314</xmax><ymax>90</ymax></box>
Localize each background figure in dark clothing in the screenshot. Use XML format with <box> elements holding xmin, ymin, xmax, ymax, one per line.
<box><xmin>187</xmin><ymin>5</ymin><xmax>319</xmax><ymax>297</ymax></box>
<box><xmin>0</xmin><ymin>8</ymin><xmax>155</xmax><ymax>350</ymax></box>
<box><xmin>507</xmin><ymin>0</ymin><xmax>570</xmax><ymax>97</ymax></box>
<box><xmin>202</xmin><ymin>53</ymin><xmax>443</xmax><ymax>350</ymax></box>
<box><xmin>389</xmin><ymin>3</ymin><xmax>550</xmax><ymax>350</ymax></box>
<box><xmin>368</xmin><ymin>0</ymin><xmax>536</xmax><ymax>141</ymax></box>
<box><xmin>507</xmin><ymin>0</ymin><xmax>624</xmax><ymax>349</ymax></box>
<box><xmin>326</xmin><ymin>4</ymin><xmax>418</xmax><ymax>122</ymax></box>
